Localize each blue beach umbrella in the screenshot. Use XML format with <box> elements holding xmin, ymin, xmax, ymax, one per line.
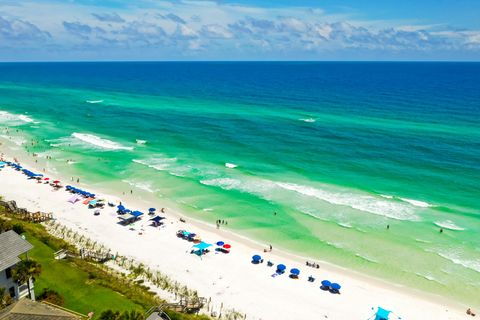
<box><xmin>252</xmin><ymin>254</ymin><xmax>262</xmax><ymax>261</ymax></box>
<box><xmin>149</xmin><ymin>208</ymin><xmax>156</xmax><ymax>212</ymax></box>
<box><xmin>290</xmin><ymin>268</ymin><xmax>300</xmax><ymax>276</ymax></box>
<box><xmin>276</xmin><ymin>264</ymin><xmax>286</xmax><ymax>273</ymax></box>
<box><xmin>331</xmin><ymin>283</ymin><xmax>341</xmax><ymax>291</ymax></box>
<box><xmin>216</xmin><ymin>241</ymin><xmax>225</xmax><ymax>246</ymax></box>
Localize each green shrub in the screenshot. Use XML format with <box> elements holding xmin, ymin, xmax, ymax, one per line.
<box><xmin>12</xmin><ymin>223</ymin><xmax>25</xmax><ymax>234</ymax></box>
<box><xmin>37</xmin><ymin>288</ymin><xmax>64</xmax><ymax>306</ymax></box>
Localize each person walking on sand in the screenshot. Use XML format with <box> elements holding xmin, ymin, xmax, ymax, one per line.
<box><xmin>269</xmin><ymin>244</ymin><xmax>272</xmax><ymax>252</ymax></box>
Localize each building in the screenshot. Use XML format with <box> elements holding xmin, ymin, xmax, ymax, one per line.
<box><xmin>0</xmin><ymin>298</ymin><xmax>83</xmax><ymax>319</ymax></box>
<box><xmin>0</xmin><ymin>230</ymin><xmax>34</xmax><ymax>301</ymax></box>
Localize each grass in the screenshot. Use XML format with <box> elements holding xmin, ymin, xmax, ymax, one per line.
<box><xmin>25</xmin><ymin>232</ymin><xmax>143</xmax><ymax>318</ymax></box>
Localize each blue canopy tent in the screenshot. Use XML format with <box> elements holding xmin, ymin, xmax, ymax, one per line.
<box><xmin>252</xmin><ymin>254</ymin><xmax>262</xmax><ymax>264</ymax></box>
<box><xmin>150</xmin><ymin>215</ymin><xmax>165</xmax><ymax>226</ymax></box>
<box><xmin>374</xmin><ymin>307</ymin><xmax>391</xmax><ymax>320</ymax></box>
<box><xmin>192</xmin><ymin>242</ymin><xmax>212</xmax><ymax>257</ymax></box>
<box><xmin>150</xmin><ymin>216</ymin><xmax>165</xmax><ymax>223</ymax></box>
<box><xmin>193</xmin><ymin>242</ymin><xmax>212</xmax><ymax>250</ymax></box>
<box><xmin>276</xmin><ymin>264</ymin><xmax>286</xmax><ymax>273</ymax></box>
<box><xmin>131</xmin><ymin>211</ymin><xmax>144</xmax><ymax>218</ymax></box>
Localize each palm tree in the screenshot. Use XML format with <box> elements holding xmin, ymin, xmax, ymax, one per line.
<box><xmin>12</xmin><ymin>259</ymin><xmax>42</xmax><ymax>299</ymax></box>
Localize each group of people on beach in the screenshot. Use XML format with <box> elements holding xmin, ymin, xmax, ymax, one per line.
<box><xmin>215</xmin><ymin>219</ymin><xmax>228</xmax><ymax>229</ymax></box>
<box><xmin>306</xmin><ymin>261</ymin><xmax>320</xmax><ymax>269</ymax></box>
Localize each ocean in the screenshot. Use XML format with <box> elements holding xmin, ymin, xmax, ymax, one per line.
<box><xmin>0</xmin><ymin>62</ymin><xmax>479</xmax><ymax>306</ymax></box>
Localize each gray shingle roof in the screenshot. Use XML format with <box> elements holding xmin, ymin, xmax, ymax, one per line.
<box><xmin>0</xmin><ymin>230</ymin><xmax>33</xmax><ymax>271</ymax></box>
<box><xmin>0</xmin><ymin>299</ymin><xmax>81</xmax><ymax>319</ymax></box>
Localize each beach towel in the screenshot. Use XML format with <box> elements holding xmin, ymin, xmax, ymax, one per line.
<box><xmin>68</xmin><ymin>195</ymin><xmax>81</xmax><ymax>204</ymax></box>
<box><xmin>83</xmin><ymin>197</ymin><xmax>94</xmax><ymax>205</ymax></box>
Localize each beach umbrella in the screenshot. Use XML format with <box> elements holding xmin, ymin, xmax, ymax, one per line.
<box><xmin>321</xmin><ymin>280</ymin><xmax>331</xmax><ymax>288</ymax></box>
<box><xmin>223</xmin><ymin>244</ymin><xmax>231</xmax><ymax>249</ymax></box>
<box><xmin>44</xmin><ymin>177</ymin><xmax>50</xmax><ymax>181</ymax></box>
<box><xmin>331</xmin><ymin>283</ymin><xmax>341</xmax><ymax>291</ymax></box>
<box><xmin>53</xmin><ymin>180</ymin><xmax>60</xmax><ymax>184</ymax></box>
<box><xmin>252</xmin><ymin>254</ymin><xmax>262</xmax><ymax>261</ymax></box>
<box><xmin>149</xmin><ymin>208</ymin><xmax>156</xmax><ymax>212</ymax></box>
<box><xmin>290</xmin><ymin>268</ymin><xmax>300</xmax><ymax>276</ymax></box>
<box><xmin>216</xmin><ymin>241</ymin><xmax>225</xmax><ymax>246</ymax></box>
<box><xmin>276</xmin><ymin>264</ymin><xmax>286</xmax><ymax>272</ymax></box>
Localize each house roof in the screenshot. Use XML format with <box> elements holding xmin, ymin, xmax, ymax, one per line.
<box><xmin>0</xmin><ymin>299</ymin><xmax>82</xmax><ymax>320</ymax></box>
<box><xmin>0</xmin><ymin>231</ymin><xmax>33</xmax><ymax>271</ymax></box>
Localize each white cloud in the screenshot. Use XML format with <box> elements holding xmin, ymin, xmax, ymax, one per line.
<box><xmin>0</xmin><ymin>0</ymin><xmax>479</xmax><ymax>60</ymax></box>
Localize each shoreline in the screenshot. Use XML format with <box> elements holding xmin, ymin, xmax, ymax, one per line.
<box><xmin>0</xmin><ymin>140</ymin><xmax>472</xmax><ymax>319</ymax></box>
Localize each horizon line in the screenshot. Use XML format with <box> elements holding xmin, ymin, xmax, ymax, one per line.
<box><xmin>1</xmin><ymin>60</ymin><xmax>480</xmax><ymax>63</ymax></box>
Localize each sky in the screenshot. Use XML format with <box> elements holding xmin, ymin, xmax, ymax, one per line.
<box><xmin>0</xmin><ymin>0</ymin><xmax>479</xmax><ymax>61</ymax></box>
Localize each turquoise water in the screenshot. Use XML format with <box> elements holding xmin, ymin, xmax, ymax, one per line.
<box><xmin>0</xmin><ymin>62</ymin><xmax>479</xmax><ymax>305</ymax></box>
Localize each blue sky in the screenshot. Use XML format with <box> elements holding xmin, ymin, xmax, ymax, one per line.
<box><xmin>1</xmin><ymin>0</ymin><xmax>479</xmax><ymax>61</ymax></box>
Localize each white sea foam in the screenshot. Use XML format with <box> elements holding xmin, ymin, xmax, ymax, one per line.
<box><xmin>415</xmin><ymin>272</ymin><xmax>441</xmax><ymax>283</ymax></box>
<box><xmin>0</xmin><ymin>111</ymin><xmax>39</xmax><ymax>126</ymax></box>
<box><xmin>399</xmin><ymin>197</ymin><xmax>432</xmax><ymax>208</ymax></box>
<box><xmin>355</xmin><ymin>253</ymin><xmax>379</xmax><ymax>264</ymax></box>
<box><xmin>72</xmin><ymin>133</ymin><xmax>133</xmax><ymax>150</ymax></box>
<box><xmin>414</xmin><ymin>238</ymin><xmax>431</xmax><ymax>244</ymax></box>
<box><xmin>50</xmin><ymin>133</ymin><xmax>133</xmax><ymax>151</ymax></box>
<box><xmin>133</xmin><ymin>157</ymin><xmax>178</xmax><ymax>172</ymax></box>
<box><xmin>299</xmin><ymin>118</ymin><xmax>316</xmax><ymax>123</ymax></box>
<box><xmin>122</xmin><ymin>179</ymin><xmax>156</xmax><ymax>193</ymax></box>
<box><xmin>18</xmin><ymin>115</ymin><xmax>35</xmax><ymax>123</ymax></box>
<box><xmin>337</xmin><ymin>222</ymin><xmax>353</xmax><ymax>229</ymax></box>
<box><xmin>136</xmin><ymin>139</ymin><xmax>147</xmax><ymax>145</ymax></box>
<box><xmin>276</xmin><ymin>182</ymin><xmax>419</xmax><ymax>221</ymax></box>
<box><xmin>86</xmin><ymin>100</ymin><xmax>104</xmax><ymax>104</ymax></box>
<box><xmin>435</xmin><ymin>250</ymin><xmax>480</xmax><ymax>273</ymax></box>
<box><xmin>434</xmin><ymin>220</ymin><xmax>465</xmax><ymax>231</ymax></box>
<box><xmin>0</xmin><ymin>135</ymin><xmax>27</xmax><ymax>146</ymax></box>
<box><xmin>380</xmin><ymin>194</ymin><xmax>394</xmax><ymax>199</ymax></box>
<box><xmin>225</xmin><ymin>162</ymin><xmax>238</xmax><ymax>169</ymax></box>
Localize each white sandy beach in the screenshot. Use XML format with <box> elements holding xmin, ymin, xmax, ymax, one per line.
<box><xmin>0</xmin><ymin>153</ymin><xmax>471</xmax><ymax>320</ymax></box>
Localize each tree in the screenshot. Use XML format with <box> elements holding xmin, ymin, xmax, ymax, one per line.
<box><xmin>11</xmin><ymin>259</ymin><xmax>42</xmax><ymax>300</ymax></box>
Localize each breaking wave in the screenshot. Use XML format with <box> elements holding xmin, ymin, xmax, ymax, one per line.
<box><xmin>299</xmin><ymin>118</ymin><xmax>316</xmax><ymax>123</ymax></box>
<box><xmin>50</xmin><ymin>133</ymin><xmax>133</xmax><ymax>151</ymax></box>
<box><xmin>86</xmin><ymin>100</ymin><xmax>104</xmax><ymax>104</ymax></box>
<box><xmin>434</xmin><ymin>249</ymin><xmax>480</xmax><ymax>273</ymax></box>
<box><xmin>399</xmin><ymin>198</ymin><xmax>432</xmax><ymax>208</ymax></box>
<box><xmin>0</xmin><ymin>111</ymin><xmax>39</xmax><ymax>126</ymax></box>
<box><xmin>434</xmin><ymin>220</ymin><xmax>465</xmax><ymax>231</ymax></box>
<box><xmin>277</xmin><ymin>182</ymin><xmax>420</xmax><ymax>221</ymax></box>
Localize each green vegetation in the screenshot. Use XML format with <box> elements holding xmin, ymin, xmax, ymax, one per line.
<box><xmin>0</xmin><ymin>210</ymin><xmax>213</xmax><ymax>320</ymax></box>
<box><xmin>11</xmin><ymin>258</ymin><xmax>41</xmax><ymax>300</ymax></box>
